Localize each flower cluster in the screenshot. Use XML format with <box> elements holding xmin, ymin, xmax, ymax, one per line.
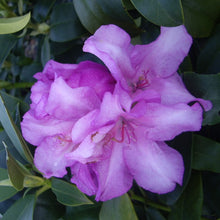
<box><xmin>21</xmin><ymin>24</ymin><xmax>211</xmax><ymax>201</ymax></box>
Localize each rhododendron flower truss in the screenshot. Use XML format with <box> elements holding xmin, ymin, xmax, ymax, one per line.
<box><xmin>21</xmin><ymin>24</ymin><xmax>212</xmax><ymax>201</ymax></box>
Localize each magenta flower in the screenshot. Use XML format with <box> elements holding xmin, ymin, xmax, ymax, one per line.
<box><xmin>21</xmin><ymin>24</ymin><xmax>211</xmax><ymax>201</ymax></box>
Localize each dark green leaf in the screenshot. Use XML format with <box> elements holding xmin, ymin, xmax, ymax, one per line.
<box><xmin>0</xmin><ymin>168</ymin><xmax>17</xmax><ymax>202</ymax></box>
<box><xmin>20</xmin><ymin>62</ymin><xmax>42</xmax><ymax>82</ymax></box>
<box><xmin>0</xmin><ymin>94</ymin><xmax>33</xmax><ymax>163</ymax></box>
<box><xmin>73</xmin><ymin>0</ymin><xmax>139</xmax><ymax>35</ymax></box>
<box><xmin>34</xmin><ymin>190</ymin><xmax>65</xmax><ymax>220</ymax></box>
<box><xmin>49</xmin><ymin>3</ymin><xmax>86</xmax><ymax>42</ymax></box>
<box><xmin>2</xmin><ymin>194</ymin><xmax>35</xmax><ymax>220</ymax></box>
<box><xmin>65</xmin><ymin>205</ymin><xmax>101</xmax><ymax>220</ymax></box>
<box><xmin>168</xmin><ymin>172</ymin><xmax>203</xmax><ymax>220</ymax></box>
<box><xmin>41</xmin><ymin>36</ymin><xmax>51</xmax><ymax>66</ymax></box>
<box><xmin>182</xmin><ymin>0</ymin><xmax>220</xmax><ymax>37</ymax></box>
<box><xmin>183</xmin><ymin>72</ymin><xmax>220</xmax><ymax>126</ymax></box>
<box><xmin>130</xmin><ymin>0</ymin><xmax>183</xmax><ymax>26</ymax></box>
<box><xmin>99</xmin><ymin>193</ymin><xmax>138</xmax><ymax>220</ymax></box>
<box><xmin>5</xmin><ymin>146</ymin><xmax>30</xmax><ymax>191</ymax></box>
<box><xmin>197</xmin><ymin>24</ymin><xmax>220</xmax><ymax>74</ymax></box>
<box><xmin>51</xmin><ymin>178</ymin><xmax>93</xmax><ymax>206</ymax></box>
<box><xmin>32</xmin><ymin>0</ymin><xmax>56</xmax><ymax>22</ymax></box>
<box><xmin>203</xmin><ymin>172</ymin><xmax>220</xmax><ymax>217</ymax></box>
<box><xmin>0</xmin><ymin>34</ymin><xmax>17</xmax><ymax>68</ymax></box>
<box><xmin>145</xmin><ymin>207</ymin><xmax>166</xmax><ymax>220</ymax></box>
<box><xmin>192</xmin><ymin>134</ymin><xmax>220</xmax><ymax>173</ymax></box>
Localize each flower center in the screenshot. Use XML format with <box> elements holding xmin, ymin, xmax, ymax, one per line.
<box><xmin>132</xmin><ymin>70</ymin><xmax>150</xmax><ymax>92</ymax></box>
<box><xmin>111</xmin><ymin>120</ymin><xmax>137</xmax><ymax>144</ymax></box>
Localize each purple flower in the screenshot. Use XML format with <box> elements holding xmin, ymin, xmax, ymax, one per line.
<box><xmin>21</xmin><ymin>24</ymin><xmax>211</xmax><ymax>201</ymax></box>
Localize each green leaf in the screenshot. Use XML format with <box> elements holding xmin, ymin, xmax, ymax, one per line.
<box><xmin>2</xmin><ymin>194</ymin><xmax>35</xmax><ymax>220</ymax></box>
<box><xmin>0</xmin><ymin>168</ymin><xmax>17</xmax><ymax>202</ymax></box>
<box><xmin>73</xmin><ymin>0</ymin><xmax>139</xmax><ymax>35</ymax></box>
<box><xmin>65</xmin><ymin>205</ymin><xmax>101</xmax><ymax>220</ymax></box>
<box><xmin>5</xmin><ymin>145</ymin><xmax>30</xmax><ymax>191</ymax></box>
<box><xmin>192</xmin><ymin>134</ymin><xmax>220</xmax><ymax>173</ymax></box>
<box><xmin>182</xmin><ymin>0</ymin><xmax>220</xmax><ymax>37</ymax></box>
<box><xmin>197</xmin><ymin>24</ymin><xmax>220</xmax><ymax>74</ymax></box>
<box><xmin>0</xmin><ymin>34</ymin><xmax>17</xmax><ymax>68</ymax></box>
<box><xmin>41</xmin><ymin>36</ymin><xmax>51</xmax><ymax>66</ymax></box>
<box><xmin>203</xmin><ymin>172</ymin><xmax>220</xmax><ymax>217</ymax></box>
<box><xmin>0</xmin><ymin>94</ymin><xmax>33</xmax><ymax>163</ymax></box>
<box><xmin>34</xmin><ymin>190</ymin><xmax>65</xmax><ymax>220</ymax></box>
<box><xmin>99</xmin><ymin>193</ymin><xmax>138</xmax><ymax>220</ymax></box>
<box><xmin>130</xmin><ymin>0</ymin><xmax>183</xmax><ymax>26</ymax></box>
<box><xmin>146</xmin><ymin>207</ymin><xmax>166</xmax><ymax>220</ymax></box>
<box><xmin>183</xmin><ymin>72</ymin><xmax>220</xmax><ymax>126</ymax></box>
<box><xmin>0</xmin><ymin>12</ymin><xmax>30</xmax><ymax>34</ymax></box>
<box><xmin>168</xmin><ymin>172</ymin><xmax>203</xmax><ymax>220</ymax></box>
<box><xmin>49</xmin><ymin>3</ymin><xmax>86</xmax><ymax>42</ymax></box>
<box><xmin>32</xmin><ymin>0</ymin><xmax>56</xmax><ymax>22</ymax></box>
<box><xmin>51</xmin><ymin>178</ymin><xmax>93</xmax><ymax>206</ymax></box>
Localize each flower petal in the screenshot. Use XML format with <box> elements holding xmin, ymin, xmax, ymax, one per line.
<box><xmin>67</xmin><ymin>61</ymin><xmax>115</xmax><ymax>100</ymax></box>
<box><xmin>83</xmin><ymin>24</ymin><xmax>135</xmax><ymax>82</ymax></box>
<box><xmin>21</xmin><ymin>110</ymin><xmax>74</xmax><ymax>146</ymax></box>
<box><xmin>45</xmin><ymin>77</ymin><xmax>101</xmax><ymax>120</ymax></box>
<box><xmin>132</xmin><ymin>25</ymin><xmax>192</xmax><ymax>78</ymax></box>
<box><xmin>34</xmin><ymin>136</ymin><xmax>74</xmax><ymax>178</ymax></box>
<box><xmin>71</xmin><ymin>162</ymin><xmax>98</xmax><ymax>196</ymax></box>
<box><xmin>68</xmin><ymin>124</ymin><xmax>114</xmax><ymax>163</ymax></box>
<box><xmin>148</xmin><ymin>73</ymin><xmax>212</xmax><ymax>110</ymax></box>
<box><xmin>95</xmin><ymin>143</ymin><xmax>133</xmax><ymax>201</ymax></box>
<box><xmin>34</xmin><ymin>60</ymin><xmax>78</xmax><ymax>81</ymax></box>
<box><xmin>124</xmin><ymin>136</ymin><xmax>184</xmax><ymax>194</ymax></box>
<box><xmin>131</xmin><ymin>102</ymin><xmax>203</xmax><ymax>141</ymax></box>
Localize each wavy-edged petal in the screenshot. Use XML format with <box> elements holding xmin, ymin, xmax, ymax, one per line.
<box><xmin>71</xmin><ymin>162</ymin><xmax>98</xmax><ymax>196</ymax></box>
<box><xmin>147</xmin><ymin>73</ymin><xmax>212</xmax><ymax>110</ymax></box>
<box><xmin>45</xmin><ymin>77</ymin><xmax>101</xmax><ymax>120</ymax></box>
<box><xmin>67</xmin><ymin>61</ymin><xmax>115</xmax><ymax>99</ymax></box>
<box><xmin>21</xmin><ymin>110</ymin><xmax>74</xmax><ymax>146</ymax></box>
<box><xmin>131</xmin><ymin>102</ymin><xmax>203</xmax><ymax>141</ymax></box>
<box><xmin>83</xmin><ymin>24</ymin><xmax>134</xmax><ymax>82</ymax></box>
<box><xmin>34</xmin><ymin>136</ymin><xmax>74</xmax><ymax>178</ymax></box>
<box><xmin>124</xmin><ymin>137</ymin><xmax>184</xmax><ymax>194</ymax></box>
<box><xmin>132</xmin><ymin>25</ymin><xmax>192</xmax><ymax>78</ymax></box>
<box><xmin>95</xmin><ymin>143</ymin><xmax>133</xmax><ymax>201</ymax></box>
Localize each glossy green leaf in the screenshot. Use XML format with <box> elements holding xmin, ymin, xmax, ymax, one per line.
<box><xmin>146</xmin><ymin>207</ymin><xmax>166</xmax><ymax>220</ymax></box>
<box><xmin>0</xmin><ymin>12</ymin><xmax>30</xmax><ymax>34</ymax></box>
<box><xmin>0</xmin><ymin>168</ymin><xmax>17</xmax><ymax>202</ymax></box>
<box><xmin>5</xmin><ymin>146</ymin><xmax>30</xmax><ymax>191</ymax></box>
<box><xmin>2</xmin><ymin>194</ymin><xmax>35</xmax><ymax>220</ymax></box>
<box><xmin>192</xmin><ymin>134</ymin><xmax>220</xmax><ymax>173</ymax></box>
<box><xmin>99</xmin><ymin>193</ymin><xmax>138</xmax><ymax>220</ymax></box>
<box><xmin>182</xmin><ymin>0</ymin><xmax>220</xmax><ymax>37</ymax></box>
<box><xmin>197</xmin><ymin>24</ymin><xmax>220</xmax><ymax>74</ymax></box>
<box><xmin>168</xmin><ymin>172</ymin><xmax>203</xmax><ymax>220</ymax></box>
<box><xmin>203</xmin><ymin>172</ymin><xmax>220</xmax><ymax>217</ymax></box>
<box><xmin>49</xmin><ymin>3</ymin><xmax>86</xmax><ymax>42</ymax></box>
<box><xmin>130</xmin><ymin>0</ymin><xmax>183</xmax><ymax>26</ymax></box>
<box><xmin>0</xmin><ymin>94</ymin><xmax>33</xmax><ymax>163</ymax></box>
<box><xmin>183</xmin><ymin>72</ymin><xmax>220</xmax><ymax>126</ymax></box>
<box><xmin>65</xmin><ymin>205</ymin><xmax>101</xmax><ymax>220</ymax></box>
<box><xmin>51</xmin><ymin>178</ymin><xmax>93</xmax><ymax>206</ymax></box>
<box><xmin>73</xmin><ymin>0</ymin><xmax>139</xmax><ymax>35</ymax></box>
<box><xmin>34</xmin><ymin>190</ymin><xmax>65</xmax><ymax>220</ymax></box>
<box><xmin>41</xmin><ymin>36</ymin><xmax>50</xmax><ymax>66</ymax></box>
<box><xmin>0</xmin><ymin>34</ymin><xmax>17</xmax><ymax>68</ymax></box>
<box><xmin>32</xmin><ymin>0</ymin><xmax>56</xmax><ymax>22</ymax></box>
